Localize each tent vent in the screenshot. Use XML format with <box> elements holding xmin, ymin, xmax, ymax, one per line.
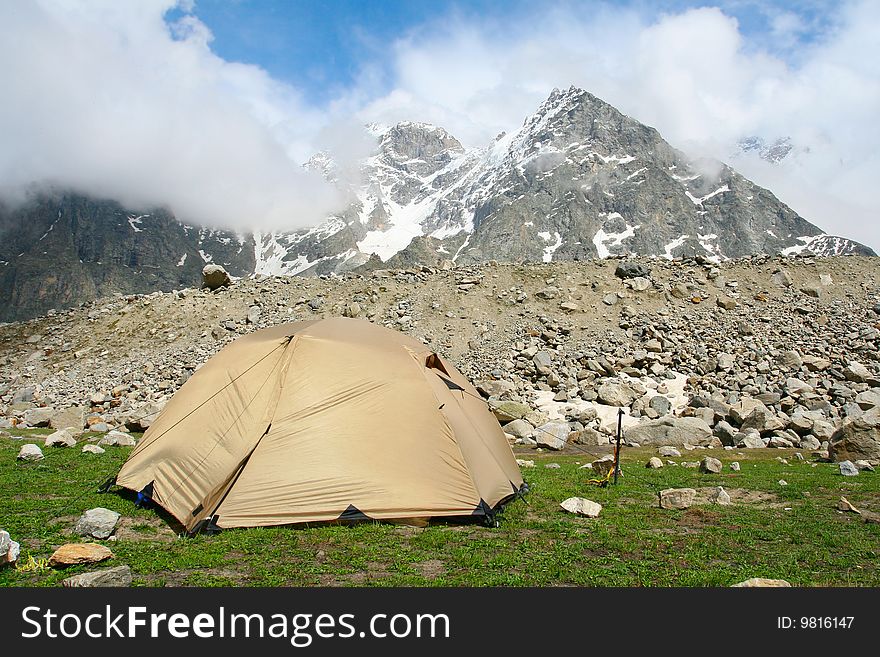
<box><xmin>191</xmin><ymin>503</ymin><xmax>204</xmax><ymax>517</ymax></box>
<box><xmin>425</xmin><ymin>353</ymin><xmax>450</xmax><ymax>375</ymax></box>
<box><xmin>338</xmin><ymin>504</ymin><xmax>370</xmax><ymax>521</ymax></box>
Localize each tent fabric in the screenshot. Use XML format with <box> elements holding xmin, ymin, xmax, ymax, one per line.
<box><xmin>116</xmin><ymin>317</ymin><xmax>524</xmax><ymax>531</ymax></box>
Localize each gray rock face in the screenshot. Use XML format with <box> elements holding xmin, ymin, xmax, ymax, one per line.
<box><xmin>712</xmin><ymin>487</ymin><xmax>731</xmax><ymax>505</ymax></box>
<box><xmin>648</xmin><ymin>395</ymin><xmax>672</xmax><ymax>415</ymax></box>
<box><xmin>202</xmin><ymin>264</ymin><xmax>232</xmax><ymax>290</ymax></box>
<box><xmin>3</xmin><ymin>86</ymin><xmax>872</xmax><ymax>322</ymax></box>
<box><xmin>0</xmin><ymin>195</ymin><xmax>255</xmax><ymax>322</ymax></box>
<box><xmin>17</xmin><ymin>444</ymin><xmax>44</xmax><ymax>461</ymax></box>
<box><xmin>121</xmin><ymin>401</ymin><xmax>164</xmax><ymax>432</ymax></box>
<box><xmin>855</xmin><ymin>389</ymin><xmax>880</xmax><ymax>411</ymax></box>
<box><xmin>62</xmin><ymin>565</ymin><xmax>132</xmax><ymax>588</ymax></box>
<box><xmin>625</xmin><ymin>416</ymin><xmax>713</xmax><ymax>446</ymax></box>
<box><xmin>74</xmin><ymin>507</ymin><xmax>121</xmax><ymax>539</ymax></box>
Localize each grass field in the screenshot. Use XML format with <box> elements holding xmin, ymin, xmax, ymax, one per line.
<box><xmin>1</xmin><ymin>429</ymin><xmax>878</xmax><ymax>587</ymax></box>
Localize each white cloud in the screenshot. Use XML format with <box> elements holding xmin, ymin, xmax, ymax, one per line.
<box><xmin>1</xmin><ymin>0</ymin><xmax>877</xmax><ymax>252</ymax></box>
<box><xmin>0</xmin><ymin>0</ymin><xmax>345</xmax><ymax>230</ymax></box>
<box><xmin>356</xmin><ymin>2</ymin><xmax>880</xmax><ymax>251</ymax></box>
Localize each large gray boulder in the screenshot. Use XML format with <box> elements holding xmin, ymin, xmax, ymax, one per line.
<box><xmin>74</xmin><ymin>508</ymin><xmax>121</xmax><ymax>539</ymax></box>
<box><xmin>597</xmin><ymin>380</ymin><xmax>641</xmax><ymax>407</ymax></box>
<box><xmin>615</xmin><ymin>262</ymin><xmax>651</xmax><ymax>279</ymax></box>
<box><xmin>829</xmin><ymin>408</ymin><xmax>880</xmax><ymax>465</ymax></box>
<box><xmin>503</xmin><ymin>419</ymin><xmax>534</xmax><ymax>441</ymax></box>
<box><xmin>22</xmin><ymin>407</ymin><xmax>54</xmax><ymax>427</ymax></box>
<box><xmin>48</xmin><ymin>406</ymin><xmax>87</xmax><ymax>430</ymax></box>
<box><xmin>202</xmin><ymin>264</ymin><xmax>232</xmax><ymax>290</ymax></box>
<box><xmin>625</xmin><ymin>416</ymin><xmax>713</xmax><ymax>446</ymax></box>
<box><xmin>492</xmin><ymin>401</ymin><xmax>532</xmax><ymax>423</ymax></box>
<box><xmin>535</xmin><ymin>422</ymin><xmax>570</xmax><ymax>450</ymax></box>
<box><xmin>120</xmin><ymin>401</ymin><xmax>164</xmax><ymax>432</ymax></box>
<box><xmin>855</xmin><ymin>389</ymin><xmax>880</xmax><ymax>411</ymax></box>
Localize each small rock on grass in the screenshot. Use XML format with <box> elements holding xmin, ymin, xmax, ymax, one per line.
<box><xmin>646</xmin><ymin>457</ymin><xmax>663</xmax><ymax>469</ymax></box>
<box><xmin>17</xmin><ymin>444</ymin><xmax>43</xmax><ymax>461</ymax></box>
<box><xmin>82</xmin><ymin>444</ymin><xmax>105</xmax><ymax>455</ymax></box>
<box><xmin>560</xmin><ymin>497</ymin><xmax>602</xmax><ymax>518</ymax></box>
<box><xmin>62</xmin><ymin>565</ymin><xmax>132</xmax><ymax>588</ymax></box>
<box><xmin>730</xmin><ymin>462</ymin><xmax>741</xmax><ymax>472</ymax></box>
<box><xmin>839</xmin><ymin>461</ymin><xmax>859</xmax><ymax>477</ymax></box>
<box><xmin>74</xmin><ymin>508</ymin><xmax>121</xmax><ymax>539</ymax></box>
<box><xmin>49</xmin><ymin>543</ymin><xmax>113</xmax><ymax>567</ymax></box>
<box><xmin>732</xmin><ymin>578</ymin><xmax>791</xmax><ymax>587</ymax></box>
<box><xmin>659</xmin><ymin>488</ymin><xmax>696</xmax><ymax>510</ymax></box>
<box><xmin>837</xmin><ymin>497</ymin><xmax>860</xmax><ymax>514</ymax></box>
<box><xmin>516</xmin><ymin>459</ymin><xmax>535</xmax><ymax>468</ymax></box>
<box><xmin>712</xmin><ymin>487</ymin><xmax>731</xmax><ymax>505</ymax></box>
<box><xmin>700</xmin><ymin>456</ymin><xmax>722</xmax><ymax>474</ymax></box>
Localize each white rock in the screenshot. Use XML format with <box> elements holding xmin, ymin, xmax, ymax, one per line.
<box><xmin>560</xmin><ymin>497</ymin><xmax>602</xmax><ymax>518</ymax></box>
<box><xmin>712</xmin><ymin>487</ymin><xmax>731</xmax><ymax>505</ymax></box>
<box><xmin>82</xmin><ymin>444</ymin><xmax>106</xmax><ymax>455</ymax></box>
<box><xmin>45</xmin><ymin>428</ymin><xmax>76</xmax><ymax>448</ymax></box>
<box><xmin>17</xmin><ymin>444</ymin><xmax>44</xmax><ymax>461</ymax></box>
<box><xmin>659</xmin><ymin>488</ymin><xmax>696</xmax><ymax>509</ymax></box>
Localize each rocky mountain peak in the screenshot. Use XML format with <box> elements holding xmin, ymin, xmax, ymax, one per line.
<box><xmin>378</xmin><ymin>121</ymin><xmax>466</xmax><ymax>177</ymax></box>
<box><xmin>0</xmin><ymin>86</ymin><xmax>873</xmax><ymax>322</ymax></box>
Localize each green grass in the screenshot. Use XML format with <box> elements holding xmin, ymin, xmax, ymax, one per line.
<box><xmin>1</xmin><ymin>430</ymin><xmax>878</xmax><ymax>587</ymax></box>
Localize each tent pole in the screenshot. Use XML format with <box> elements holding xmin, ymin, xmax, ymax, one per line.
<box><xmin>614</xmin><ymin>408</ymin><xmax>623</xmax><ymax>486</ymax></box>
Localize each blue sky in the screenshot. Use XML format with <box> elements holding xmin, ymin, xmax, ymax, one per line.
<box><xmin>186</xmin><ymin>0</ymin><xmax>837</xmax><ymax>104</ymax></box>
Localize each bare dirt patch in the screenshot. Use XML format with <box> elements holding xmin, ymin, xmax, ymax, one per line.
<box><xmin>414</xmin><ymin>559</ymin><xmax>446</xmax><ymax>580</ymax></box>
<box><xmin>692</xmin><ymin>487</ymin><xmax>781</xmax><ymax>507</ymax></box>
<box><xmin>114</xmin><ymin>516</ymin><xmax>177</xmax><ymax>543</ymax></box>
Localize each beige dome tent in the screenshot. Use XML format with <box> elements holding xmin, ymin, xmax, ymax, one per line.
<box><xmin>115</xmin><ymin>317</ymin><xmax>524</xmax><ymax>533</ymax></box>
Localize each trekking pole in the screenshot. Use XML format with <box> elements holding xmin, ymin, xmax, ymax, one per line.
<box><xmin>614</xmin><ymin>408</ymin><xmax>623</xmax><ymax>485</ymax></box>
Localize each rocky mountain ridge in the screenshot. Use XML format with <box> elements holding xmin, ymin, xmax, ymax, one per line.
<box><xmin>0</xmin><ymin>86</ymin><xmax>873</xmax><ymax>322</ymax></box>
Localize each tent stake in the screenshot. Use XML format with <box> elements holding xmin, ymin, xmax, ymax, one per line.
<box><xmin>614</xmin><ymin>408</ymin><xmax>623</xmax><ymax>486</ymax></box>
